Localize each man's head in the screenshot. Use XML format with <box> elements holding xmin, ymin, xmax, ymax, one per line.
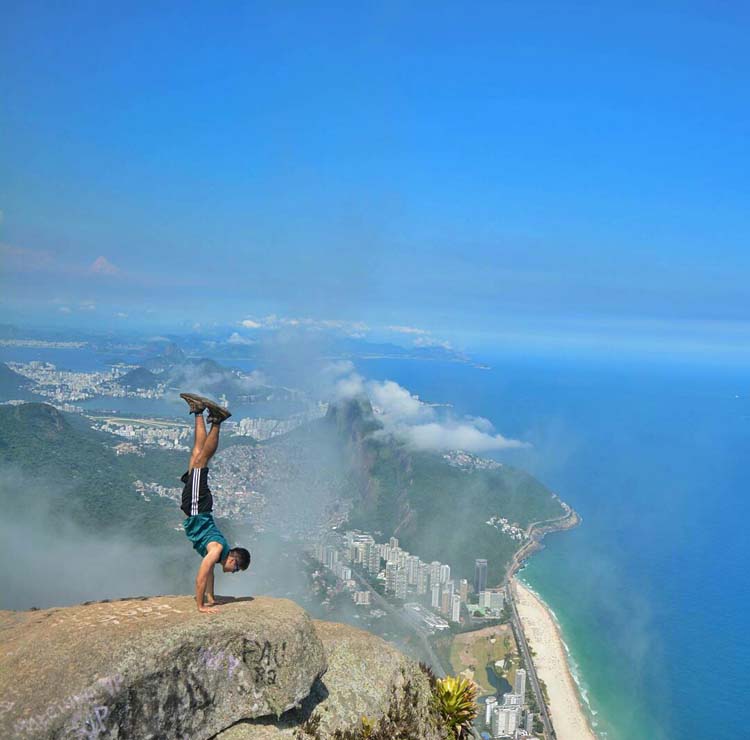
<box><xmin>223</xmin><ymin>547</ymin><xmax>251</xmax><ymax>573</ymax></box>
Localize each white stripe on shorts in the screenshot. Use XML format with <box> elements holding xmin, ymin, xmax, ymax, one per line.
<box><xmin>191</xmin><ymin>468</ymin><xmax>200</xmax><ymax>515</ymax></box>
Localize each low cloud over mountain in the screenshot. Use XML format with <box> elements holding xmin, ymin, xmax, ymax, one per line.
<box><xmin>332</xmin><ymin>367</ymin><xmax>528</xmax><ymax>453</ymax></box>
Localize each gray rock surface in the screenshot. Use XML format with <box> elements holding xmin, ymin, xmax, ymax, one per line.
<box><xmin>0</xmin><ymin>596</ymin><xmax>327</xmax><ymax>740</ymax></box>
<box><xmin>219</xmin><ymin>620</ymin><xmax>449</xmax><ymax>740</ymax></box>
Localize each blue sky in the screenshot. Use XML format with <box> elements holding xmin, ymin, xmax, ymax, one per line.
<box><xmin>1</xmin><ymin>1</ymin><xmax>748</xmax><ymax>355</ymax></box>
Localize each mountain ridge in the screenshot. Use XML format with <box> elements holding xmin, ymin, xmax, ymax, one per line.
<box><xmin>321</xmin><ymin>397</ymin><xmax>568</xmax><ymax>585</ymax></box>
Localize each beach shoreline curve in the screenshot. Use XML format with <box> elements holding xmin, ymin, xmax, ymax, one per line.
<box><xmin>513</xmin><ymin>578</ymin><xmax>599</xmax><ymax>740</ymax></box>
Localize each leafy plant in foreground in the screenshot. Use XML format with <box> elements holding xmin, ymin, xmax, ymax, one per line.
<box><xmin>432</xmin><ymin>675</ymin><xmax>478</xmax><ymax>740</ymax></box>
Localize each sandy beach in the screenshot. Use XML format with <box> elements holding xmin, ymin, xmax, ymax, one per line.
<box><xmin>513</xmin><ymin>578</ymin><xmax>597</xmax><ymax>740</ymax></box>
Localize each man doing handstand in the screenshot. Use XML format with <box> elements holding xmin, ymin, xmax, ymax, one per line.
<box><xmin>179</xmin><ymin>392</ymin><xmax>251</xmax><ymax>613</ymax></box>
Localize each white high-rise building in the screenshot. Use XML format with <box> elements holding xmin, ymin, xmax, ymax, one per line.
<box><xmin>406</xmin><ymin>555</ymin><xmax>421</xmax><ymax>585</ymax></box>
<box><xmin>431</xmin><ymin>582</ymin><xmax>441</xmax><ymax>608</ymax></box>
<box><xmin>417</xmin><ymin>563</ymin><xmax>430</xmax><ymax>595</ymax></box>
<box><xmin>502</xmin><ymin>692</ymin><xmax>523</xmax><ymax>706</ymax></box>
<box><xmin>385</xmin><ymin>562</ymin><xmax>398</xmax><ymax>593</ymax></box>
<box><xmin>479</xmin><ymin>589</ymin><xmax>505</xmax><ymax>611</ymax></box>
<box><xmin>491</xmin><ymin>705</ymin><xmax>521</xmax><ymax>737</ymax></box>
<box><xmin>490</xmin><ymin>705</ymin><xmax>504</xmax><ymax>737</ymax></box>
<box><xmin>514</xmin><ymin>668</ymin><xmax>527</xmax><ymax>699</ymax></box>
<box><xmin>451</xmin><ymin>594</ymin><xmax>461</xmax><ymax>623</ymax></box>
<box><xmin>439</xmin><ymin>564</ymin><xmax>451</xmax><ymax>584</ymax></box>
<box><xmin>367</xmin><ymin>547</ymin><xmax>380</xmax><ymax>575</ymax></box>
<box><xmin>429</xmin><ymin>561</ymin><xmax>442</xmax><ymax>585</ymax></box>
<box><xmin>389</xmin><ymin>536</ymin><xmax>399</xmax><ymax>549</ymax></box>
<box><xmin>395</xmin><ymin>571</ymin><xmax>408</xmax><ymax>600</ymax></box>
<box><xmin>484</xmin><ymin>696</ymin><xmax>497</xmax><ymax>726</ymax></box>
<box><xmin>325</xmin><ymin>547</ymin><xmax>338</xmax><ymax>570</ymax></box>
<box><xmin>507</xmin><ymin>705</ymin><xmax>521</xmax><ymax>734</ymax></box>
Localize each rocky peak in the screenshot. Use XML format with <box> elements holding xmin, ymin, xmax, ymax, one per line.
<box><xmin>0</xmin><ymin>596</ymin><xmax>448</xmax><ymax>740</ymax></box>
<box><xmin>324</xmin><ymin>396</ymin><xmax>381</xmax><ymax>443</ymax></box>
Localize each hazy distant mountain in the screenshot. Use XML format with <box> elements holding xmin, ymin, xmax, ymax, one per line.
<box><xmin>119</xmin><ymin>366</ymin><xmax>161</xmax><ymax>389</ymax></box>
<box><xmin>139</xmin><ymin>350</ymin><xmax>297</xmax><ymax>405</ymax></box>
<box><xmin>330</xmin><ymin>337</ymin><xmax>468</xmax><ymax>363</ymax></box>
<box><xmin>143</xmin><ymin>342</ymin><xmax>187</xmax><ymax>373</ymax></box>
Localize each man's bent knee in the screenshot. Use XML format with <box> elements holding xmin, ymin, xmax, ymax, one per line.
<box><xmin>190</xmin><ymin>455</ymin><xmax>208</xmax><ymax>470</ymax></box>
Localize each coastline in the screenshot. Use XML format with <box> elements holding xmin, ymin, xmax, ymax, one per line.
<box><xmin>513</xmin><ymin>578</ymin><xmax>599</xmax><ymax>740</ymax></box>
<box><xmin>506</xmin><ymin>502</ymin><xmax>581</xmax><ymax>582</ymax></box>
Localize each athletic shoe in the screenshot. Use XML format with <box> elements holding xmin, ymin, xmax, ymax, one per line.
<box><xmin>206</xmin><ymin>402</ymin><xmax>232</xmax><ymax>425</ymax></box>
<box><xmin>180</xmin><ymin>392</ymin><xmax>207</xmax><ymax>414</ymax></box>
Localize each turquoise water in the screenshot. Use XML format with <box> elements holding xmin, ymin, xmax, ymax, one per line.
<box><xmin>357</xmin><ymin>352</ymin><xmax>750</xmax><ymax>739</ymax></box>
<box><xmin>6</xmin><ymin>342</ymin><xmax>749</xmax><ymax>737</ymax></box>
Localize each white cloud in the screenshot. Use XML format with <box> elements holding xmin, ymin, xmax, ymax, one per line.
<box><xmin>323</xmin><ymin>360</ymin><xmax>355</xmax><ymax>378</ymax></box>
<box><xmin>58</xmin><ymin>306</ymin><xmax>71</xmax><ymax>314</ymax></box>
<box><xmin>386</xmin><ymin>325</ymin><xmax>428</xmax><ymax>335</ymax></box>
<box><xmin>368</xmin><ymin>379</ymin><xmax>430</xmax><ymax>422</ymax></box>
<box><xmin>413</xmin><ymin>336</ymin><xmax>452</xmax><ymax>350</ymax></box>
<box><xmin>405</xmin><ymin>422</ymin><xmax>529</xmax><ymax>452</ymax></box>
<box><xmin>334</xmin><ymin>371</ymin><xmax>366</xmax><ymax>400</ymax></box>
<box><xmin>238</xmin><ymin>315</ymin><xmax>368</xmax><ymax>336</ymax></box>
<box><xmin>80</xmin><ymin>301</ymin><xmax>96</xmax><ymax>311</ymax></box>
<box><xmin>228</xmin><ymin>332</ymin><xmax>255</xmax><ymax>346</ymax></box>
<box><xmin>115</xmin><ymin>312</ymin><xmax>128</xmax><ymax>318</ymax></box>
<box><xmin>335</xmin><ymin>373</ymin><xmax>528</xmax><ymax>453</ymax></box>
<box><xmin>89</xmin><ymin>256</ymin><xmax>120</xmax><ymax>276</ymax></box>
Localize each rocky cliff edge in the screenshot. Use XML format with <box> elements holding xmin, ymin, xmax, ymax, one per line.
<box><xmin>0</xmin><ymin>596</ymin><xmax>448</xmax><ymax>740</ymax></box>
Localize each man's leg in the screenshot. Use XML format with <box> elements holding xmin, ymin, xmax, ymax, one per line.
<box><xmin>189</xmin><ymin>413</ymin><xmax>208</xmax><ymax>471</ymax></box>
<box><xmin>196</xmin><ymin>421</ymin><xmax>221</xmax><ymax>466</ymax></box>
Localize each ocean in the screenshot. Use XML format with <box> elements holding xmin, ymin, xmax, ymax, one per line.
<box><xmin>356</xmin><ymin>351</ymin><xmax>750</xmax><ymax>740</ymax></box>
<box><xmin>6</xmin><ymin>341</ymin><xmax>749</xmax><ymax>737</ymax></box>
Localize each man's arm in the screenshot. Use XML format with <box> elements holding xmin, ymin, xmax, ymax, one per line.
<box><xmin>195</xmin><ymin>542</ymin><xmax>223</xmax><ymax>613</ymax></box>
<box><xmin>205</xmin><ymin>568</ymin><xmax>215</xmax><ymax>605</ymax></box>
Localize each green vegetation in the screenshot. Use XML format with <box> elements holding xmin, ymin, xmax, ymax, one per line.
<box><xmin>335</xmin><ymin>398</ymin><xmax>564</xmax><ymax>585</ymax></box>
<box><xmin>433</xmin><ymin>675</ymin><xmax>479</xmax><ymax>739</ymax></box>
<box><xmin>0</xmin><ymin>403</ymin><xmax>186</xmax><ymax>544</ymax></box>
<box><xmin>447</xmin><ymin>625</ymin><xmax>517</xmax><ymax>696</ymax></box>
<box><xmin>500</xmin><ymin>602</ymin><xmax>513</xmax><ymax>623</ymax></box>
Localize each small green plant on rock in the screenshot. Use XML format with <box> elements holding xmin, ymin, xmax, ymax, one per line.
<box><xmin>432</xmin><ymin>675</ymin><xmax>478</xmax><ymax>740</ymax></box>
<box><xmin>359</xmin><ymin>716</ymin><xmax>375</xmax><ymax>738</ymax></box>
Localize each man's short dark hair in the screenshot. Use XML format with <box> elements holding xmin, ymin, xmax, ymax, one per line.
<box><xmin>230</xmin><ymin>547</ymin><xmax>251</xmax><ymax>570</ymax></box>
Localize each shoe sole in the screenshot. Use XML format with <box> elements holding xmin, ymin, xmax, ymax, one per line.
<box><xmin>180</xmin><ymin>392</ymin><xmax>207</xmax><ymax>412</ymax></box>
<box><xmin>207</xmin><ymin>404</ymin><xmax>232</xmax><ymax>422</ymax></box>
<box><xmin>180</xmin><ymin>392</ymin><xmax>231</xmax><ymax>420</ymax></box>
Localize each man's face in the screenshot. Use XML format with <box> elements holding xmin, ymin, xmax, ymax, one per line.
<box><xmin>222</xmin><ymin>555</ymin><xmax>242</xmax><ymax>573</ymax></box>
